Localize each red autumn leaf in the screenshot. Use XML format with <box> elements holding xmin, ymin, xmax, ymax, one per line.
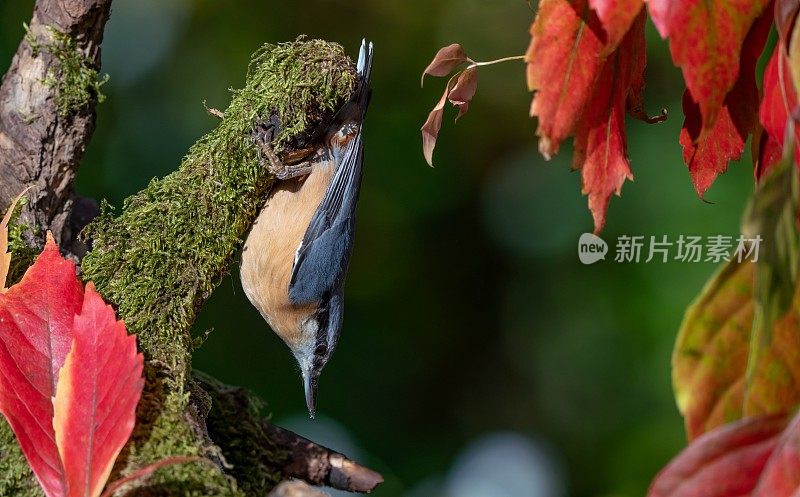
<box><xmin>0</xmin><ymin>236</ymin><xmax>83</xmax><ymax>497</ymax></box>
<box><xmin>752</xmin><ymin>411</ymin><xmax>800</xmax><ymax>496</ymax></box>
<box><xmin>758</xmin><ymin>45</ymin><xmax>800</xmax><ymax>178</ymax></box>
<box><xmin>588</xmin><ymin>0</ymin><xmax>645</xmax><ymax>51</ymax></box>
<box><xmin>572</xmin><ymin>11</ymin><xmax>645</xmax><ymax>233</ymax></box>
<box><xmin>0</xmin><ymin>236</ymin><xmax>144</xmax><ymax>497</ymax></box>
<box><xmin>448</xmin><ymin>66</ymin><xmax>479</xmax><ymax>121</ymax></box>
<box><xmin>53</xmin><ymin>282</ymin><xmax>144</xmax><ymax>497</ymax></box>
<box><xmin>526</xmin><ymin>0</ymin><xmax>606</xmax><ymax>158</ymax></box>
<box><xmin>99</xmin><ymin>456</ymin><xmax>200</xmax><ymax>497</ymax></box>
<box><xmin>651</xmin><ymin>410</ymin><xmax>800</xmax><ymax>497</ymax></box>
<box><xmin>678</xmin><ymin>7</ymin><xmax>772</xmax><ymax>197</ymax></box>
<box><xmin>648</xmin><ymin>0</ymin><xmax>771</xmax><ymax>132</ymax></box>
<box><xmin>648</xmin><ymin>414</ymin><xmax>789</xmax><ymax>497</ymax></box>
<box><xmin>421</xmin><ymin>44</ymin><xmax>467</xmax><ymax>85</ymax></box>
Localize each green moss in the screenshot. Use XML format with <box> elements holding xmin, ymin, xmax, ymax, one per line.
<box><xmin>6</xmin><ymin>202</ymin><xmax>38</xmax><ymax>287</ymax></box>
<box><xmin>23</xmin><ymin>24</ymin><xmax>40</xmax><ymax>57</ymax></box>
<box><xmin>33</xmin><ymin>26</ymin><xmax>108</xmax><ymax>117</ymax></box>
<box><xmin>0</xmin><ymin>421</ymin><xmax>40</xmax><ymax>497</ymax></box>
<box><xmin>78</xmin><ymin>39</ymin><xmax>356</xmax><ymax>495</ymax></box>
<box><xmin>116</xmin><ymin>387</ymin><xmax>242</xmax><ymax>497</ymax></box>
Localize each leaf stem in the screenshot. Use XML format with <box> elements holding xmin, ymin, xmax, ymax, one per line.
<box><xmin>467</xmin><ymin>55</ymin><xmax>527</xmax><ymax>68</ymax></box>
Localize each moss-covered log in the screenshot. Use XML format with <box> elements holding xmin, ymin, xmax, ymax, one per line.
<box><xmin>82</xmin><ymin>39</ymin><xmax>355</xmax><ymax>496</ymax></box>
<box><xmin>82</xmin><ymin>39</ymin><xmax>356</xmax><ymax>380</ymax></box>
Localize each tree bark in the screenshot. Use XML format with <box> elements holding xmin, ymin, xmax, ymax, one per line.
<box><xmin>0</xmin><ymin>0</ymin><xmax>108</xmax><ymax>258</ymax></box>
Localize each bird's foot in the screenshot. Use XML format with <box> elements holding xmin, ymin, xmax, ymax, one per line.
<box><xmin>254</xmin><ymin>114</ymin><xmax>315</xmax><ymax>180</ymax></box>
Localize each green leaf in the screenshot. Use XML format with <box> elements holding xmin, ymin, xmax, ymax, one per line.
<box><xmin>673</xmin><ymin>143</ymin><xmax>800</xmax><ymax>440</ymax></box>
<box><xmin>743</xmin><ymin>140</ymin><xmax>800</xmax><ymax>416</ymax></box>
<box><xmin>673</xmin><ymin>259</ymin><xmax>754</xmax><ymax>440</ymax></box>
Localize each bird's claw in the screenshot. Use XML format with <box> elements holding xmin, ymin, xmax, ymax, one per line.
<box><xmin>254</xmin><ymin>115</ymin><xmax>316</xmax><ymax>180</ymax></box>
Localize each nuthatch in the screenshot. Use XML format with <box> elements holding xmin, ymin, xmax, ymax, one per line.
<box><xmin>240</xmin><ymin>40</ymin><xmax>373</xmax><ymax>417</ymax></box>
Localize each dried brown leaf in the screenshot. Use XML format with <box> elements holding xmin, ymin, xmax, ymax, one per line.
<box><xmin>448</xmin><ymin>66</ymin><xmax>479</xmax><ymax>121</ymax></box>
<box><xmin>421</xmin><ymin>78</ymin><xmax>458</xmax><ymax>167</ymax></box>
<box><xmin>421</xmin><ymin>44</ymin><xmax>467</xmax><ymax>86</ymax></box>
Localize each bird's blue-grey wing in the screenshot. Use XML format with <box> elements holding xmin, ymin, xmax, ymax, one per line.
<box><xmin>288</xmin><ymin>133</ymin><xmax>364</xmax><ymax>305</ymax></box>
<box><xmin>288</xmin><ymin>40</ymin><xmax>372</xmax><ymax>305</ymax></box>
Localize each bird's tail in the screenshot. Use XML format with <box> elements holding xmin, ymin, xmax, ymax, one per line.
<box><xmin>310</xmin><ymin>39</ymin><xmax>373</xmax><ymax>143</ymax></box>
<box><xmin>357</xmin><ymin>38</ymin><xmax>374</xmax><ymax>87</ymax></box>
<box><xmin>352</xmin><ymin>38</ymin><xmax>373</xmax><ymax>123</ymax></box>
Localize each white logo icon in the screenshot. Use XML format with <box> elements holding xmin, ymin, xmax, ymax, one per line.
<box><xmin>578</xmin><ymin>233</ymin><xmax>608</xmax><ymax>264</ymax></box>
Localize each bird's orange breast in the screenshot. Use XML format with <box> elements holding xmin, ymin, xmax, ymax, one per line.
<box><xmin>241</xmin><ymin>162</ymin><xmax>335</xmax><ymax>348</ymax></box>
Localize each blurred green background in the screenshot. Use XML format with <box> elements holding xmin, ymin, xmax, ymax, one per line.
<box><xmin>0</xmin><ymin>1</ymin><xmax>760</xmax><ymax>496</ymax></box>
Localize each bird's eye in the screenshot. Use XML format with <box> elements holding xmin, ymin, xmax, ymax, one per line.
<box><xmin>314</xmin><ymin>344</ymin><xmax>327</xmax><ymax>357</ymax></box>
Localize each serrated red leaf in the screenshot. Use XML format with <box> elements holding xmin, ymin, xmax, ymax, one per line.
<box><xmin>758</xmin><ymin>45</ymin><xmax>800</xmax><ymax>178</ymax></box>
<box><xmin>53</xmin><ymin>282</ymin><xmax>143</xmax><ymax>497</ymax></box>
<box><xmin>0</xmin><ymin>236</ymin><xmax>143</xmax><ymax>497</ymax></box>
<box><xmin>0</xmin><ymin>236</ymin><xmax>82</xmax><ymax>497</ymax></box>
<box><xmin>526</xmin><ymin>0</ymin><xmax>606</xmax><ymax>158</ymax></box>
<box><xmin>679</xmin><ymin>8</ymin><xmax>772</xmax><ymax>197</ymax></box>
<box><xmin>573</xmin><ymin>11</ymin><xmax>645</xmax><ymax>233</ymax></box>
<box><xmin>588</xmin><ymin>0</ymin><xmax>644</xmax><ymax>51</ymax></box>
<box><xmin>648</xmin><ymin>0</ymin><xmax>771</xmax><ymax>132</ymax></box>
<box><xmin>648</xmin><ymin>414</ymin><xmax>789</xmax><ymax>497</ymax></box>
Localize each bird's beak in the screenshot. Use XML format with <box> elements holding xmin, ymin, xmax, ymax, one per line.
<box><xmin>303</xmin><ymin>370</ymin><xmax>318</xmax><ymax>419</ymax></box>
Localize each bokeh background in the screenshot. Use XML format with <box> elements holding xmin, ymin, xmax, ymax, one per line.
<box><xmin>0</xmin><ymin>1</ymin><xmax>763</xmax><ymax>496</ymax></box>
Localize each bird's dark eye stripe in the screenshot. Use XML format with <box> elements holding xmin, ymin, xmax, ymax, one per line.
<box><xmin>314</xmin><ymin>344</ymin><xmax>327</xmax><ymax>356</ymax></box>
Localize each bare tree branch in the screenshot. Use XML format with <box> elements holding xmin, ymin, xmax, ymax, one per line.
<box><xmin>198</xmin><ymin>373</ymin><xmax>384</xmax><ymax>495</ymax></box>
<box><xmin>263</xmin><ymin>424</ymin><xmax>384</xmax><ymax>493</ymax></box>
<box><xmin>0</xmin><ymin>0</ymin><xmax>109</xmax><ymax>258</ymax></box>
<box><xmin>268</xmin><ymin>481</ymin><xmax>330</xmax><ymax>497</ymax></box>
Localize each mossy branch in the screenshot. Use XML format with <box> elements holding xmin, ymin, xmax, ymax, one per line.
<box><xmin>32</xmin><ymin>26</ymin><xmax>109</xmax><ymax>118</ymax></box>
<box><xmin>75</xmin><ymin>39</ymin><xmax>373</xmax><ymax>495</ymax></box>
<box><xmin>82</xmin><ymin>39</ymin><xmax>357</xmax><ymax>382</ymax></box>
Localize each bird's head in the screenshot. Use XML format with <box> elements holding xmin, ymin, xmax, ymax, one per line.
<box><xmin>291</xmin><ymin>310</ymin><xmax>340</xmax><ymax>418</ymax></box>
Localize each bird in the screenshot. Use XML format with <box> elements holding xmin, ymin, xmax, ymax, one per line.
<box><xmin>240</xmin><ymin>39</ymin><xmax>373</xmax><ymax>417</ymax></box>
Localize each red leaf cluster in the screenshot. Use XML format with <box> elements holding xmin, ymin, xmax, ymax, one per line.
<box><xmin>526</xmin><ymin>0</ymin><xmax>661</xmax><ymax>232</ymax></box>
<box><xmin>649</xmin><ymin>0</ymin><xmax>771</xmax><ymax>132</ymax></box>
<box><xmin>418</xmin><ymin>0</ymin><xmax>800</xmax><ymax>232</ymax></box>
<box><xmin>0</xmin><ymin>236</ymin><xmax>144</xmax><ymax>497</ymax></box>
<box><xmin>678</xmin><ymin>8</ymin><xmax>773</xmax><ymax>197</ymax></box>
<box><xmin>756</xmin><ymin>0</ymin><xmax>800</xmax><ymax>178</ymax></box>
